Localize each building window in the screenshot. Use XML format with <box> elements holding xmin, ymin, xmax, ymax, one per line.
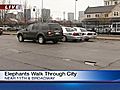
<box><xmin>114</xmin><ymin>12</ymin><xmax>119</xmax><ymax>16</ymax></box>
<box><xmin>105</xmin><ymin>1</ymin><xmax>109</xmax><ymax>5</ymax></box>
<box><xmin>105</xmin><ymin>14</ymin><xmax>108</xmax><ymax>17</ymax></box>
<box><xmin>87</xmin><ymin>15</ymin><xmax>91</xmax><ymax>18</ymax></box>
<box><xmin>95</xmin><ymin>14</ymin><xmax>99</xmax><ymax>17</ymax></box>
<box><xmin>107</xmin><ymin>2</ymin><xmax>109</xmax><ymax>5</ymax></box>
<box><xmin>104</xmin><ymin>1</ymin><xmax>107</xmax><ymax>5</ymax></box>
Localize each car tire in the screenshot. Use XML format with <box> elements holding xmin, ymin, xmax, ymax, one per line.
<box><xmin>61</xmin><ymin>36</ymin><xmax>67</xmax><ymax>42</ymax></box>
<box><xmin>79</xmin><ymin>39</ymin><xmax>83</xmax><ymax>42</ymax></box>
<box><xmin>85</xmin><ymin>39</ymin><xmax>89</xmax><ymax>41</ymax></box>
<box><xmin>38</xmin><ymin>36</ymin><xmax>45</xmax><ymax>44</ymax></box>
<box><xmin>73</xmin><ymin>39</ymin><xmax>78</xmax><ymax>42</ymax></box>
<box><xmin>53</xmin><ymin>40</ymin><xmax>58</xmax><ymax>44</ymax></box>
<box><xmin>18</xmin><ymin>34</ymin><xmax>24</xmax><ymax>42</ymax></box>
<box><xmin>33</xmin><ymin>39</ymin><xmax>37</xmax><ymax>42</ymax></box>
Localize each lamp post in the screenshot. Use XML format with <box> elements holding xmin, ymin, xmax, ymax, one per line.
<box><xmin>41</xmin><ymin>0</ymin><xmax>43</xmax><ymax>22</ymax></box>
<box><xmin>33</xmin><ymin>6</ymin><xmax>37</xmax><ymax>22</ymax></box>
<box><xmin>75</xmin><ymin>0</ymin><xmax>78</xmax><ymax>21</ymax></box>
<box><xmin>63</xmin><ymin>11</ymin><xmax>66</xmax><ymax>26</ymax></box>
<box><xmin>42</xmin><ymin>0</ymin><xmax>43</xmax><ymax>10</ymax></box>
<box><xmin>24</xmin><ymin>0</ymin><xmax>27</xmax><ymax>24</ymax></box>
<box><xmin>2</xmin><ymin>0</ymin><xmax>6</xmax><ymax>26</ymax></box>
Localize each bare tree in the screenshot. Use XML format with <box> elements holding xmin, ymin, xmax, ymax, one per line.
<box><xmin>0</xmin><ymin>0</ymin><xmax>9</xmax><ymax>25</ymax></box>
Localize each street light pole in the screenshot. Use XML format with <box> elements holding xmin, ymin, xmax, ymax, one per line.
<box><xmin>42</xmin><ymin>0</ymin><xmax>43</xmax><ymax>10</ymax></box>
<box><xmin>33</xmin><ymin>6</ymin><xmax>37</xmax><ymax>22</ymax></box>
<box><xmin>41</xmin><ymin>0</ymin><xmax>43</xmax><ymax>22</ymax></box>
<box><xmin>63</xmin><ymin>11</ymin><xmax>65</xmax><ymax>20</ymax></box>
<box><xmin>75</xmin><ymin>0</ymin><xmax>78</xmax><ymax>21</ymax></box>
<box><xmin>2</xmin><ymin>0</ymin><xmax>6</xmax><ymax>26</ymax></box>
<box><xmin>24</xmin><ymin>0</ymin><xmax>27</xmax><ymax>24</ymax></box>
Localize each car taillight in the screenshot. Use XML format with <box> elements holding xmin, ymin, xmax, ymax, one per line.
<box><xmin>47</xmin><ymin>31</ymin><xmax>52</xmax><ymax>35</ymax></box>
<box><xmin>73</xmin><ymin>32</ymin><xmax>79</xmax><ymax>36</ymax></box>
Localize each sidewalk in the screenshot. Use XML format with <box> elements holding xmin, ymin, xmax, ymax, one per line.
<box><xmin>2</xmin><ymin>31</ymin><xmax>120</xmax><ymax>41</ymax></box>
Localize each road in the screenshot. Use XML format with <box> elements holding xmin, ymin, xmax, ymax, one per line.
<box><xmin>0</xmin><ymin>35</ymin><xmax>120</xmax><ymax>70</ymax></box>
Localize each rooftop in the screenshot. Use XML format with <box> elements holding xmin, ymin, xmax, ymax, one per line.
<box><xmin>84</xmin><ymin>5</ymin><xmax>116</xmax><ymax>14</ymax></box>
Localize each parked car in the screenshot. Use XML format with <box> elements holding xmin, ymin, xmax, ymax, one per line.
<box><xmin>0</xmin><ymin>25</ymin><xmax>12</xmax><ymax>31</ymax></box>
<box><xmin>17</xmin><ymin>23</ymin><xmax>63</xmax><ymax>44</ymax></box>
<box><xmin>12</xmin><ymin>26</ymin><xmax>23</xmax><ymax>31</ymax></box>
<box><xmin>0</xmin><ymin>28</ymin><xmax>3</xmax><ymax>35</ymax></box>
<box><xmin>61</xmin><ymin>26</ymin><xmax>82</xmax><ymax>42</ymax></box>
<box><xmin>110</xmin><ymin>23</ymin><xmax>120</xmax><ymax>34</ymax></box>
<box><xmin>73</xmin><ymin>27</ymin><xmax>97</xmax><ymax>41</ymax></box>
<box><xmin>94</xmin><ymin>26</ymin><xmax>111</xmax><ymax>34</ymax></box>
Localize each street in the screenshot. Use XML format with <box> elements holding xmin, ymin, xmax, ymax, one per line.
<box><xmin>0</xmin><ymin>35</ymin><xmax>120</xmax><ymax>70</ymax></box>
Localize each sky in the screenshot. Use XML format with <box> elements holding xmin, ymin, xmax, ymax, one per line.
<box><xmin>4</xmin><ymin>0</ymin><xmax>104</xmax><ymax>20</ymax></box>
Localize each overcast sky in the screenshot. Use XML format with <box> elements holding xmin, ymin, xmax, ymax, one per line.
<box><xmin>7</xmin><ymin>0</ymin><xmax>104</xmax><ymax>19</ymax></box>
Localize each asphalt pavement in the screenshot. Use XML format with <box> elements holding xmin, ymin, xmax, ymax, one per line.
<box><xmin>0</xmin><ymin>35</ymin><xmax>120</xmax><ymax>70</ymax></box>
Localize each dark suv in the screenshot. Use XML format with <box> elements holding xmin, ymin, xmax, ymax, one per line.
<box><xmin>17</xmin><ymin>23</ymin><xmax>63</xmax><ymax>44</ymax></box>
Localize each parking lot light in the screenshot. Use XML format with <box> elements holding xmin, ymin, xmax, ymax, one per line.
<box><xmin>75</xmin><ymin>0</ymin><xmax>78</xmax><ymax>21</ymax></box>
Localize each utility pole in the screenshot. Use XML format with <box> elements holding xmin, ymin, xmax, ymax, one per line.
<box><xmin>24</xmin><ymin>0</ymin><xmax>27</xmax><ymax>24</ymax></box>
<box><xmin>33</xmin><ymin>6</ymin><xmax>36</xmax><ymax>22</ymax></box>
<box><xmin>63</xmin><ymin>11</ymin><xmax>65</xmax><ymax>26</ymax></box>
<box><xmin>63</xmin><ymin>11</ymin><xmax>65</xmax><ymax>21</ymax></box>
<box><xmin>2</xmin><ymin>0</ymin><xmax>6</xmax><ymax>26</ymax></box>
<box><xmin>37</xmin><ymin>9</ymin><xmax>40</xmax><ymax>21</ymax></box>
<box><xmin>41</xmin><ymin>0</ymin><xmax>43</xmax><ymax>22</ymax></box>
<box><xmin>75</xmin><ymin>0</ymin><xmax>78</xmax><ymax>21</ymax></box>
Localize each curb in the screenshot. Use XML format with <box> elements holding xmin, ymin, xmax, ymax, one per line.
<box><xmin>97</xmin><ymin>37</ymin><xmax>120</xmax><ymax>41</ymax></box>
<box><xmin>3</xmin><ymin>32</ymin><xmax>17</xmax><ymax>35</ymax></box>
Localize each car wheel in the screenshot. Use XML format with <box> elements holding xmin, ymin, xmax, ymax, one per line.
<box><xmin>61</xmin><ymin>36</ymin><xmax>67</xmax><ymax>42</ymax></box>
<box><xmin>85</xmin><ymin>39</ymin><xmax>89</xmax><ymax>41</ymax></box>
<box><xmin>79</xmin><ymin>39</ymin><xmax>83</xmax><ymax>42</ymax></box>
<box><xmin>18</xmin><ymin>34</ymin><xmax>24</xmax><ymax>42</ymax></box>
<box><xmin>38</xmin><ymin>36</ymin><xmax>45</xmax><ymax>44</ymax></box>
<box><xmin>53</xmin><ymin>40</ymin><xmax>58</xmax><ymax>44</ymax></box>
<box><xmin>33</xmin><ymin>39</ymin><xmax>37</xmax><ymax>42</ymax></box>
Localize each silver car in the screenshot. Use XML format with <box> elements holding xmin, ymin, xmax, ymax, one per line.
<box><xmin>61</xmin><ymin>26</ymin><xmax>82</xmax><ymax>42</ymax></box>
<box><xmin>74</xmin><ymin>27</ymin><xmax>97</xmax><ymax>41</ymax></box>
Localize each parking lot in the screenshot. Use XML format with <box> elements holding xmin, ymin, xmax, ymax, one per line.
<box><xmin>0</xmin><ymin>35</ymin><xmax>120</xmax><ymax>70</ymax></box>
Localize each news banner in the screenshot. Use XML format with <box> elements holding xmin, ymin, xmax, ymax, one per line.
<box><xmin>0</xmin><ymin>70</ymin><xmax>120</xmax><ymax>82</ymax></box>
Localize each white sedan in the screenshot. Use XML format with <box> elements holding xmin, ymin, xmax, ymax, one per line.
<box><xmin>61</xmin><ymin>26</ymin><xmax>82</xmax><ymax>42</ymax></box>
<box><xmin>73</xmin><ymin>27</ymin><xmax>97</xmax><ymax>41</ymax></box>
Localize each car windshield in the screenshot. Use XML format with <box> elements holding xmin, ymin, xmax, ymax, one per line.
<box><xmin>49</xmin><ymin>24</ymin><xmax>61</xmax><ymax>30</ymax></box>
<box><xmin>65</xmin><ymin>28</ymin><xmax>75</xmax><ymax>32</ymax></box>
<box><xmin>80</xmin><ymin>28</ymin><xmax>87</xmax><ymax>32</ymax></box>
<box><xmin>73</xmin><ymin>28</ymin><xmax>77</xmax><ymax>31</ymax></box>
